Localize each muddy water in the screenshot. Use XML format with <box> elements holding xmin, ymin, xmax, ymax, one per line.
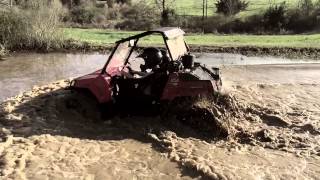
<box><xmin>196</xmin><ymin>53</ymin><xmax>319</xmax><ymax>65</ymax></box>
<box><xmin>0</xmin><ymin>53</ymin><xmax>106</xmax><ymax>102</ymax></box>
<box><xmin>0</xmin><ymin>52</ymin><xmax>318</xmax><ymax>102</ymax></box>
<box><xmin>0</xmin><ymin>53</ymin><xmax>320</xmax><ymax>179</ymax></box>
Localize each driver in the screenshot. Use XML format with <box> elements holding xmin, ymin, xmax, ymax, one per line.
<box><xmin>122</xmin><ymin>47</ymin><xmax>163</xmax><ymax>78</ymax></box>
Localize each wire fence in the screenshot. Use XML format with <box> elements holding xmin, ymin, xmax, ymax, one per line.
<box><xmin>169</xmin><ymin>0</ymin><xmax>309</xmax><ymax>16</ymax></box>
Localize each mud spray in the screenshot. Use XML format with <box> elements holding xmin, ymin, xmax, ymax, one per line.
<box><xmin>0</xmin><ymin>78</ymin><xmax>319</xmax><ymax>179</ymax></box>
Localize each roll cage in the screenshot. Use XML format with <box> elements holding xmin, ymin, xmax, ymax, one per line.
<box><xmin>101</xmin><ymin>27</ymin><xmax>189</xmax><ymax>74</ymax></box>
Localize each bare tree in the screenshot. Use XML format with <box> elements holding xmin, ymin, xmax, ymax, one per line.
<box><xmin>155</xmin><ymin>0</ymin><xmax>175</xmax><ymax>26</ymax></box>
<box><xmin>215</xmin><ymin>0</ymin><xmax>248</xmax><ymax>16</ymax></box>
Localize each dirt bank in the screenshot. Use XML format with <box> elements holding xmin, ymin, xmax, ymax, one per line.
<box><xmin>190</xmin><ymin>45</ymin><xmax>320</xmax><ymax>60</ymax></box>
<box><xmin>59</xmin><ymin>43</ymin><xmax>320</xmax><ymax>60</ymax></box>
<box><xmin>7</xmin><ymin>40</ymin><xmax>320</xmax><ymax>60</ymax></box>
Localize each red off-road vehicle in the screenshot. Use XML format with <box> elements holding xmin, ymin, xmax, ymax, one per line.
<box><xmin>71</xmin><ymin>27</ymin><xmax>222</xmax><ymax>113</ymax></box>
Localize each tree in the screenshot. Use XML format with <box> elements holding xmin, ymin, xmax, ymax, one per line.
<box><xmin>215</xmin><ymin>0</ymin><xmax>248</xmax><ymax>16</ymax></box>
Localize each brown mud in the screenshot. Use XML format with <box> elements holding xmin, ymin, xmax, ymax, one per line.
<box><xmin>0</xmin><ymin>66</ymin><xmax>319</xmax><ymax>180</ymax></box>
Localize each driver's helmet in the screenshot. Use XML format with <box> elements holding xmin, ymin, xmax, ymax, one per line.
<box><xmin>137</xmin><ymin>47</ymin><xmax>163</xmax><ymax>70</ymax></box>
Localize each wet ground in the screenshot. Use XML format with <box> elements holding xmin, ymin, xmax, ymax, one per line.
<box><xmin>0</xmin><ymin>53</ymin><xmax>319</xmax><ymax>179</ymax></box>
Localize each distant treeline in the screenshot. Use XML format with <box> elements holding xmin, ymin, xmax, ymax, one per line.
<box><xmin>1</xmin><ymin>0</ymin><xmax>319</xmax><ymax>34</ymax></box>
<box><xmin>57</xmin><ymin>0</ymin><xmax>320</xmax><ymax>34</ymax></box>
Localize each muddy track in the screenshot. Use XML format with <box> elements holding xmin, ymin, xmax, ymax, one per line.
<box><xmin>0</xmin><ymin>79</ymin><xmax>319</xmax><ymax>179</ymax></box>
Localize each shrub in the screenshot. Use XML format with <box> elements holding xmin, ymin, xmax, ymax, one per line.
<box><xmin>286</xmin><ymin>0</ymin><xmax>319</xmax><ymax>33</ymax></box>
<box><xmin>115</xmin><ymin>1</ymin><xmax>160</xmax><ymax>30</ymax></box>
<box><xmin>0</xmin><ymin>43</ymin><xmax>8</xmax><ymax>58</ymax></box>
<box><xmin>69</xmin><ymin>1</ymin><xmax>105</xmax><ymax>24</ymax></box>
<box><xmin>298</xmin><ymin>0</ymin><xmax>314</xmax><ymax>15</ymax></box>
<box><xmin>205</xmin><ymin>15</ymin><xmax>234</xmax><ymax>33</ymax></box>
<box><xmin>116</xmin><ymin>0</ymin><xmax>131</xmax><ymax>4</ymax></box>
<box><xmin>160</xmin><ymin>8</ymin><xmax>177</xmax><ymax>26</ymax></box>
<box><xmin>217</xmin><ymin>16</ymin><xmax>261</xmax><ymax>33</ymax></box>
<box><xmin>105</xmin><ymin>3</ymin><xmax>124</xmax><ymax>20</ymax></box>
<box><xmin>215</xmin><ymin>0</ymin><xmax>249</xmax><ymax>16</ymax></box>
<box><xmin>263</xmin><ymin>2</ymin><xmax>288</xmax><ymax>33</ymax></box>
<box><xmin>94</xmin><ymin>14</ymin><xmax>106</xmax><ymax>24</ymax></box>
<box><xmin>106</xmin><ymin>0</ymin><xmax>115</xmax><ymax>8</ymax></box>
<box><xmin>0</xmin><ymin>0</ymin><xmax>64</xmax><ymax>50</ymax></box>
<box><xmin>287</xmin><ymin>11</ymin><xmax>317</xmax><ymax>33</ymax></box>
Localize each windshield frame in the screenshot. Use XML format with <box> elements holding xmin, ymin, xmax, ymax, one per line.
<box><xmin>101</xmin><ymin>30</ymin><xmax>189</xmax><ymax>75</ymax></box>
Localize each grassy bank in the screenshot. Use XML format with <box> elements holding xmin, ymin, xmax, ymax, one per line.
<box><xmin>64</xmin><ymin>28</ymin><xmax>320</xmax><ymax>48</ymax></box>
<box><xmin>63</xmin><ymin>28</ymin><xmax>320</xmax><ymax>59</ymax></box>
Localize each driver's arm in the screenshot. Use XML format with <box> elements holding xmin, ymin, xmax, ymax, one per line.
<box><xmin>120</xmin><ymin>66</ymin><xmax>134</xmax><ymax>78</ymax></box>
<box><xmin>130</xmin><ymin>70</ymin><xmax>149</xmax><ymax>77</ymax></box>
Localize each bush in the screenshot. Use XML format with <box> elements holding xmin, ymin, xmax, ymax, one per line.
<box><xmin>215</xmin><ymin>0</ymin><xmax>249</xmax><ymax>16</ymax></box>
<box><xmin>298</xmin><ymin>0</ymin><xmax>314</xmax><ymax>15</ymax></box>
<box><xmin>287</xmin><ymin>12</ymin><xmax>317</xmax><ymax>33</ymax></box>
<box><xmin>0</xmin><ymin>0</ymin><xmax>64</xmax><ymax>50</ymax></box>
<box><xmin>160</xmin><ymin>8</ymin><xmax>176</xmax><ymax>26</ymax></box>
<box><xmin>106</xmin><ymin>0</ymin><xmax>115</xmax><ymax>8</ymax></box>
<box><xmin>116</xmin><ymin>0</ymin><xmax>131</xmax><ymax>4</ymax></box>
<box><xmin>286</xmin><ymin>0</ymin><xmax>320</xmax><ymax>33</ymax></box>
<box><xmin>263</xmin><ymin>2</ymin><xmax>288</xmax><ymax>33</ymax></box>
<box><xmin>69</xmin><ymin>1</ymin><xmax>105</xmax><ymax>24</ymax></box>
<box><xmin>105</xmin><ymin>3</ymin><xmax>124</xmax><ymax>20</ymax></box>
<box><xmin>205</xmin><ymin>15</ymin><xmax>234</xmax><ymax>33</ymax></box>
<box><xmin>0</xmin><ymin>43</ymin><xmax>8</xmax><ymax>58</ymax></box>
<box><xmin>217</xmin><ymin>16</ymin><xmax>260</xmax><ymax>34</ymax></box>
<box><xmin>115</xmin><ymin>1</ymin><xmax>160</xmax><ymax>30</ymax></box>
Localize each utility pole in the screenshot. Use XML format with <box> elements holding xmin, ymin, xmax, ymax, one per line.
<box><xmin>202</xmin><ymin>0</ymin><xmax>205</xmax><ymax>20</ymax></box>
<box><xmin>163</xmin><ymin>0</ymin><xmax>165</xmax><ymax>12</ymax></box>
<box><xmin>205</xmin><ymin>0</ymin><xmax>208</xmax><ymax>19</ymax></box>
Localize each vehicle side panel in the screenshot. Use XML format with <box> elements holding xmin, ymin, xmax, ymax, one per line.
<box><xmin>161</xmin><ymin>73</ymin><xmax>216</xmax><ymax>100</ymax></box>
<box><xmin>73</xmin><ymin>70</ymin><xmax>112</xmax><ymax>103</ymax></box>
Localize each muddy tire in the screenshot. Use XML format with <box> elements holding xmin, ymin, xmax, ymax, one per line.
<box><xmin>64</xmin><ymin>89</ymin><xmax>102</xmax><ymax>121</ymax></box>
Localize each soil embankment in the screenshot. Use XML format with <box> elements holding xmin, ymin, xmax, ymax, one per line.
<box><xmin>64</xmin><ymin>43</ymin><xmax>320</xmax><ymax>59</ymax></box>
<box><xmin>8</xmin><ymin>41</ymin><xmax>320</xmax><ymax>60</ymax></box>
<box><xmin>0</xmin><ymin>64</ymin><xmax>319</xmax><ymax>179</ymax></box>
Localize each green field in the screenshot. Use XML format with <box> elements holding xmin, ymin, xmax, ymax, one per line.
<box><xmin>149</xmin><ymin>0</ymin><xmax>318</xmax><ymax>16</ymax></box>
<box><xmin>64</xmin><ymin>28</ymin><xmax>320</xmax><ymax>48</ymax></box>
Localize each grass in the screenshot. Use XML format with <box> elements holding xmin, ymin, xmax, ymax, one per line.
<box><xmin>136</xmin><ymin>0</ymin><xmax>318</xmax><ymax>16</ymax></box>
<box><xmin>143</xmin><ymin>0</ymin><xmax>319</xmax><ymax>16</ymax></box>
<box><xmin>63</xmin><ymin>28</ymin><xmax>320</xmax><ymax>48</ymax></box>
